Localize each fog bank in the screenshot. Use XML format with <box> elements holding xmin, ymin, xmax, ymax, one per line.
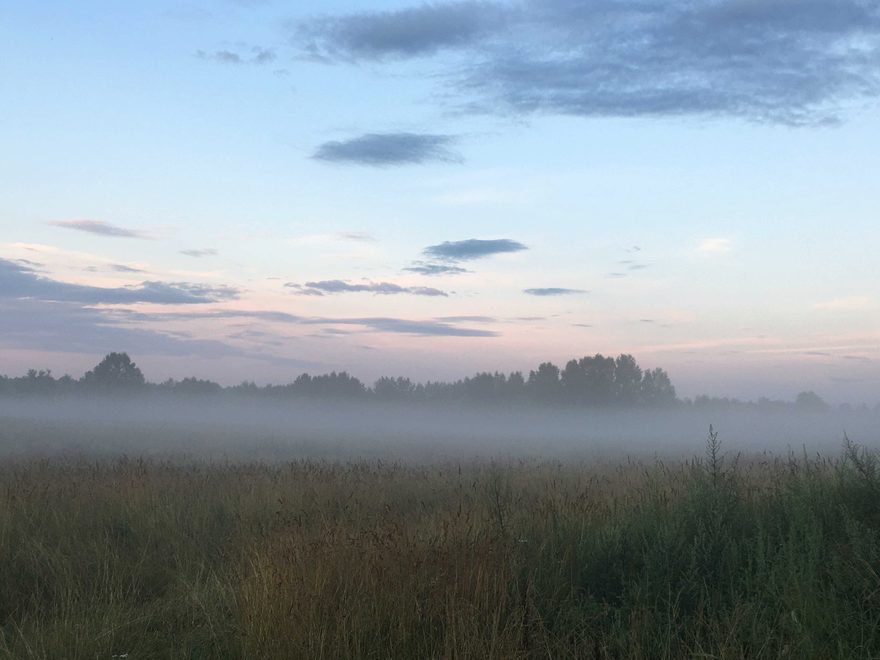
<box><xmin>1</xmin><ymin>397</ymin><xmax>876</xmax><ymax>463</ymax></box>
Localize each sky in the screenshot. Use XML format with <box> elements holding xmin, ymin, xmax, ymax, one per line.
<box><xmin>1</xmin><ymin>0</ymin><xmax>879</xmax><ymax>402</ymax></box>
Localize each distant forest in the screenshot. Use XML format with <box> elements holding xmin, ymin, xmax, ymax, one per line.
<box><xmin>0</xmin><ymin>351</ymin><xmax>853</xmax><ymax>411</ymax></box>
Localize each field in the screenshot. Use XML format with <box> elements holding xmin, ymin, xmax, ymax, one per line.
<box><xmin>1</xmin><ymin>420</ymin><xmax>879</xmax><ymax>658</ymax></box>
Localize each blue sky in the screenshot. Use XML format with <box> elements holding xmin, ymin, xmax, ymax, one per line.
<box><xmin>1</xmin><ymin>0</ymin><xmax>879</xmax><ymax>402</ymax></box>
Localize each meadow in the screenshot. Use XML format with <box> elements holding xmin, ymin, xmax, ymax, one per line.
<box><xmin>0</xmin><ymin>419</ymin><xmax>879</xmax><ymax>658</ymax></box>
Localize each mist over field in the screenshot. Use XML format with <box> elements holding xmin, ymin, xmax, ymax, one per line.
<box><xmin>2</xmin><ymin>396</ymin><xmax>877</xmax><ymax>462</ymax></box>
<box><xmin>3</xmin><ymin>362</ymin><xmax>879</xmax><ymax>658</ymax></box>
<box><xmin>3</xmin><ymin>0</ymin><xmax>880</xmax><ymax>655</ymax></box>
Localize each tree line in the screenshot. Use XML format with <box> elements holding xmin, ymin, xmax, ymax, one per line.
<box><xmin>0</xmin><ymin>351</ymin><xmax>680</xmax><ymax>407</ymax></box>
<box><xmin>3</xmin><ymin>352</ymin><xmax>858</xmax><ymax>410</ymax></box>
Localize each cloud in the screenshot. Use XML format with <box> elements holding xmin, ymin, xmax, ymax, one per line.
<box><xmin>299</xmin><ymin>0</ymin><xmax>880</xmax><ymax>125</ymax></box>
<box><xmin>287</xmin><ymin>232</ymin><xmax>378</xmax><ymax>246</ymax></box>
<box><xmin>0</xmin><ymin>258</ymin><xmax>238</xmax><ymax>305</ymax></box>
<box><xmin>49</xmin><ymin>220</ymin><xmax>147</xmax><ymax>239</ymax></box>
<box><xmin>336</xmin><ymin>232</ymin><xmax>375</xmax><ymax>242</ymax></box>
<box><xmin>0</xmin><ymin>299</ymin><xmax>314</xmax><ymax>366</ymax></box>
<box><xmin>403</xmin><ymin>262</ymin><xmax>471</xmax><ymax>276</ymax></box>
<box><xmin>180</xmin><ymin>249</ymin><xmax>219</xmax><ymax>258</ymax></box>
<box><xmin>814</xmin><ymin>296</ymin><xmax>874</xmax><ymax>311</ymax></box>
<box><xmin>423</xmin><ymin>238</ymin><xmax>527</xmax><ymax>261</ymax></box>
<box><xmin>523</xmin><ymin>287</ymin><xmax>588</xmax><ymax>296</ymax></box>
<box><xmin>197</xmin><ymin>46</ymin><xmax>276</xmax><ymax>65</ymax></box>
<box><xmin>312</xmin><ymin>133</ymin><xmax>462</xmax><ymax>166</ymax></box>
<box><xmin>117</xmin><ymin>308</ymin><xmax>496</xmax><ymax>337</ymax></box>
<box><xmin>286</xmin><ymin>279</ymin><xmax>448</xmax><ymax>297</ymax></box>
<box><xmin>697</xmin><ymin>238</ymin><xmax>733</xmax><ymax>254</ymax></box>
<box><xmin>117</xmin><ymin>309</ymin><xmax>305</xmax><ymax>324</ymax></box>
<box><xmin>436</xmin><ymin>315</ymin><xmax>496</xmax><ymax>323</ymax></box>
<box><xmin>251</xmin><ymin>47</ymin><xmax>276</xmax><ymax>64</ymax></box>
<box><xmin>298</xmin><ymin>2</ymin><xmax>507</xmax><ymax>60</ymax></box>
<box><xmin>86</xmin><ymin>264</ymin><xmax>146</xmax><ymax>274</ymax></box>
<box><xmin>322</xmin><ymin>317</ymin><xmax>497</xmax><ymax>337</ymax></box>
<box><xmin>15</xmin><ymin>258</ymin><xmax>43</xmax><ymax>268</ymax></box>
<box><xmin>110</xmin><ymin>264</ymin><xmax>146</xmax><ymax>273</ymax></box>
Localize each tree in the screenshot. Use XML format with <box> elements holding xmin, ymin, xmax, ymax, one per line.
<box><xmin>373</xmin><ymin>376</ymin><xmax>416</xmax><ymax>401</ymax></box>
<box><xmin>81</xmin><ymin>352</ymin><xmax>146</xmax><ymax>391</ymax></box>
<box><xmin>160</xmin><ymin>377</ymin><xmax>222</xmax><ymax>395</ymax></box>
<box><xmin>795</xmin><ymin>390</ymin><xmax>828</xmax><ymax>412</ymax></box>
<box><xmin>561</xmin><ymin>359</ymin><xmax>588</xmax><ymax>403</ymax></box>
<box><xmin>506</xmin><ymin>371</ymin><xmax>526</xmax><ymax>400</ymax></box>
<box><xmin>613</xmin><ymin>354</ymin><xmax>643</xmax><ymax>405</ymax></box>
<box><xmin>462</xmin><ymin>372</ymin><xmax>509</xmax><ymax>402</ymax></box>
<box><xmin>291</xmin><ymin>371</ymin><xmax>366</xmax><ymax>398</ymax></box>
<box><xmin>22</xmin><ymin>369</ymin><xmax>56</xmax><ymax>394</ymax></box>
<box><xmin>640</xmin><ymin>368</ymin><xmax>676</xmax><ymax>406</ymax></box>
<box><xmin>580</xmin><ymin>354</ymin><xmax>616</xmax><ymax>404</ymax></box>
<box><xmin>527</xmin><ymin>362</ymin><xmax>560</xmax><ymax>402</ymax></box>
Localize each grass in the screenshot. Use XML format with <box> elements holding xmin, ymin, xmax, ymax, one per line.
<box><xmin>0</xmin><ymin>429</ymin><xmax>878</xmax><ymax>658</ymax></box>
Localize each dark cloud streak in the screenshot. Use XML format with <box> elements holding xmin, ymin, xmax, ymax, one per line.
<box><xmin>197</xmin><ymin>47</ymin><xmax>276</xmax><ymax>65</ymax></box>
<box><xmin>180</xmin><ymin>249</ymin><xmax>219</xmax><ymax>258</ymax></box>
<box><xmin>286</xmin><ymin>279</ymin><xmax>448</xmax><ymax>297</ymax></box>
<box><xmin>321</xmin><ymin>317</ymin><xmax>496</xmax><ymax>337</ymax></box>
<box><xmin>300</xmin><ymin>0</ymin><xmax>880</xmax><ymax>125</ymax></box>
<box><xmin>50</xmin><ymin>220</ymin><xmax>147</xmax><ymax>239</ymax></box>
<box><xmin>403</xmin><ymin>262</ymin><xmax>471</xmax><ymax>276</ymax></box>
<box><xmin>312</xmin><ymin>133</ymin><xmax>462</xmax><ymax>166</ymax></box>
<box><xmin>298</xmin><ymin>2</ymin><xmax>507</xmax><ymax>60</ymax></box>
<box><xmin>0</xmin><ymin>258</ymin><xmax>237</xmax><ymax>305</ymax></box>
<box><xmin>0</xmin><ymin>299</ymin><xmax>315</xmax><ymax>367</ymax></box>
<box><xmin>523</xmin><ymin>287</ymin><xmax>588</xmax><ymax>296</ymax></box>
<box><xmin>115</xmin><ymin>308</ymin><xmax>497</xmax><ymax>338</ymax></box>
<box><xmin>423</xmin><ymin>238</ymin><xmax>527</xmax><ymax>261</ymax></box>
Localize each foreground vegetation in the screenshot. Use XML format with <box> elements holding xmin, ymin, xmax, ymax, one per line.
<box><xmin>1</xmin><ymin>431</ymin><xmax>878</xmax><ymax>658</ymax></box>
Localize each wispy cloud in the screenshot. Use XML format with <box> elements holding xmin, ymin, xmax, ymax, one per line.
<box><xmin>423</xmin><ymin>238</ymin><xmax>527</xmax><ymax>261</ymax></box>
<box><xmin>286</xmin><ymin>279</ymin><xmax>448</xmax><ymax>297</ymax></box>
<box><xmin>403</xmin><ymin>262</ymin><xmax>471</xmax><ymax>276</ymax></box>
<box><xmin>336</xmin><ymin>231</ymin><xmax>376</xmax><ymax>242</ymax></box>
<box><xmin>0</xmin><ymin>299</ymin><xmax>315</xmax><ymax>367</ymax></box>
<box><xmin>697</xmin><ymin>238</ymin><xmax>732</xmax><ymax>254</ymax></box>
<box><xmin>110</xmin><ymin>264</ymin><xmax>146</xmax><ymax>273</ymax></box>
<box><xmin>116</xmin><ymin>308</ymin><xmax>497</xmax><ymax>338</ymax></box>
<box><xmin>322</xmin><ymin>317</ymin><xmax>496</xmax><ymax>337</ymax></box>
<box><xmin>287</xmin><ymin>232</ymin><xmax>378</xmax><ymax>246</ymax></box>
<box><xmin>312</xmin><ymin>132</ymin><xmax>462</xmax><ymax>166</ymax></box>
<box><xmin>298</xmin><ymin>2</ymin><xmax>507</xmax><ymax>60</ymax></box>
<box><xmin>180</xmin><ymin>249</ymin><xmax>219</xmax><ymax>258</ymax></box>
<box><xmin>0</xmin><ymin>258</ymin><xmax>237</xmax><ymax>305</ymax></box>
<box><xmin>523</xmin><ymin>287</ymin><xmax>588</xmax><ymax>296</ymax></box>
<box><xmin>49</xmin><ymin>220</ymin><xmax>148</xmax><ymax>239</ymax></box>
<box><xmin>436</xmin><ymin>315</ymin><xmax>496</xmax><ymax>323</ymax></box>
<box><xmin>298</xmin><ymin>0</ymin><xmax>880</xmax><ymax>125</ymax></box>
<box><xmin>197</xmin><ymin>46</ymin><xmax>276</xmax><ymax>65</ymax></box>
<box><xmin>814</xmin><ymin>296</ymin><xmax>874</xmax><ymax>311</ymax></box>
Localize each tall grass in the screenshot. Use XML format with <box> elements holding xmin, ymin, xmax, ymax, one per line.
<box><xmin>0</xmin><ymin>432</ymin><xmax>878</xmax><ymax>658</ymax></box>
